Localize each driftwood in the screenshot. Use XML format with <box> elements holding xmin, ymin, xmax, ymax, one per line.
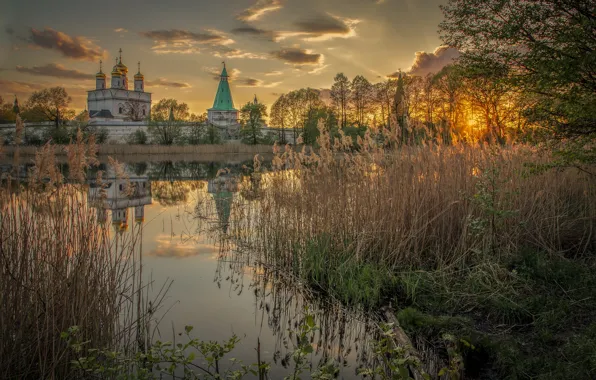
<box><xmin>381</xmin><ymin>306</ymin><xmax>427</xmax><ymax>380</ymax></box>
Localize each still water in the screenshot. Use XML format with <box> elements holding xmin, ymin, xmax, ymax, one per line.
<box><xmin>2</xmin><ymin>155</ymin><xmax>378</xmax><ymax>379</ymax></box>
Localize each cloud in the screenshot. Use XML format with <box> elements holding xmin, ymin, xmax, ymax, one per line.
<box><xmin>28</xmin><ymin>28</ymin><xmax>104</xmax><ymax>61</ymax></box>
<box><xmin>236</xmin><ymin>0</ymin><xmax>283</xmax><ymax>22</ymax></box>
<box><xmin>237</xmin><ymin>78</ymin><xmax>282</xmax><ymax>88</ymax></box>
<box><xmin>146</xmin><ymin>78</ymin><xmax>191</xmax><ymax>88</ymax></box>
<box><xmin>271</xmin><ymin>48</ymin><xmax>322</xmax><ymax>65</ymax></box>
<box><xmin>212</xmin><ymin>46</ymin><xmax>268</xmax><ymax>60</ymax></box>
<box><xmin>238</xmin><ymin>78</ymin><xmax>261</xmax><ymax>87</ymax></box>
<box><xmin>204</xmin><ymin>66</ymin><xmax>241</xmax><ymax>81</ymax></box>
<box><xmin>230</xmin><ymin>26</ymin><xmax>277</xmax><ymax>41</ymax></box>
<box><xmin>308</xmin><ymin>64</ymin><xmax>329</xmax><ymax>75</ymax></box>
<box><xmin>265</xmin><ymin>70</ymin><xmax>283</xmax><ymax>76</ymax></box>
<box><xmin>114</xmin><ymin>28</ymin><xmax>128</xmax><ymax>33</ymax></box>
<box><xmin>0</xmin><ymin>79</ymin><xmax>45</xmax><ymax>95</ymax></box>
<box><xmin>277</xmin><ymin>13</ymin><xmax>360</xmax><ymax>42</ymax></box>
<box><xmin>406</xmin><ymin>46</ymin><xmax>460</xmax><ymax>76</ymax></box>
<box><xmin>140</xmin><ymin>29</ymin><xmax>234</xmax><ymax>54</ymax></box>
<box><xmin>15</xmin><ymin>63</ymin><xmax>89</xmax><ymax>80</ymax></box>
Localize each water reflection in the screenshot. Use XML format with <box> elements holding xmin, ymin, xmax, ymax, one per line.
<box><xmin>4</xmin><ymin>158</ymin><xmax>378</xmax><ymax>378</ymax></box>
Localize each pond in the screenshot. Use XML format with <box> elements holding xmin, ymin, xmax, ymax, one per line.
<box><xmin>1</xmin><ymin>155</ymin><xmax>379</xmax><ymax>379</ymax></box>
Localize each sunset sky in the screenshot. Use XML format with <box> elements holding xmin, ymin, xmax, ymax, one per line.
<box><xmin>0</xmin><ymin>0</ymin><xmax>456</xmax><ymax>114</ymax></box>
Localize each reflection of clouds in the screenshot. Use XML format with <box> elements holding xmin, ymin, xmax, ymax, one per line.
<box><xmin>148</xmin><ymin>235</ymin><xmax>219</xmax><ymax>258</ymax></box>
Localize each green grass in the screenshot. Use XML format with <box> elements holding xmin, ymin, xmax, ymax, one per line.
<box><xmin>390</xmin><ymin>250</ymin><xmax>596</xmax><ymax>379</ymax></box>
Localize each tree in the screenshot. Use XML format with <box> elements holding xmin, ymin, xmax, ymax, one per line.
<box><xmin>26</xmin><ymin>87</ymin><xmax>73</xmax><ymax>128</ymax></box>
<box><xmin>240</xmin><ymin>101</ymin><xmax>267</xmax><ymax>145</ymax></box>
<box><xmin>0</xmin><ymin>96</ymin><xmax>17</xmax><ymax>123</ymax></box>
<box><xmin>372</xmin><ymin>80</ymin><xmax>396</xmax><ymax>130</ymax></box>
<box><xmin>123</xmin><ymin>99</ymin><xmax>147</xmax><ymax>121</ymax></box>
<box><xmin>393</xmin><ymin>72</ymin><xmax>409</xmax><ymax>144</ymax></box>
<box><xmin>270</xmin><ymin>94</ymin><xmax>290</xmax><ymax>143</ymax></box>
<box><xmin>331</xmin><ymin>73</ymin><xmax>351</xmax><ymax>128</ymax></box>
<box><xmin>351</xmin><ymin>75</ymin><xmax>373</xmax><ymax>127</ymax></box>
<box><xmin>151</xmin><ymin>98</ymin><xmax>190</xmax><ymax>122</ymax></box>
<box><xmin>440</xmin><ymin>0</ymin><xmax>596</xmax><ymax>136</ymax></box>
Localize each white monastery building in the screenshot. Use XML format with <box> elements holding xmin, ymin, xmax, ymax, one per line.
<box><xmin>87</xmin><ymin>49</ymin><xmax>152</xmax><ymax>122</ymax></box>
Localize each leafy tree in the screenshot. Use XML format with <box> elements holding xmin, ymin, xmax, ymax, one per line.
<box><xmin>440</xmin><ymin>0</ymin><xmax>596</xmax><ymax>136</ymax></box>
<box><xmin>0</xmin><ymin>96</ymin><xmax>17</xmax><ymax>123</ymax></box>
<box><xmin>351</xmin><ymin>75</ymin><xmax>373</xmax><ymax>127</ymax></box>
<box><xmin>151</xmin><ymin>98</ymin><xmax>190</xmax><ymax>122</ymax></box>
<box><xmin>270</xmin><ymin>94</ymin><xmax>290</xmax><ymax>144</ymax></box>
<box><xmin>26</xmin><ymin>87</ymin><xmax>74</xmax><ymax>128</ymax></box>
<box><xmin>147</xmin><ymin>98</ymin><xmax>190</xmax><ymax>145</ymax></box>
<box><xmin>331</xmin><ymin>73</ymin><xmax>351</xmax><ymax>128</ymax></box>
<box><xmin>240</xmin><ymin>101</ymin><xmax>267</xmax><ymax>145</ymax></box>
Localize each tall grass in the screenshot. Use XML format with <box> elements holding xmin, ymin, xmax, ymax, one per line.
<box><xmin>229</xmin><ymin>124</ymin><xmax>595</xmax><ymax>377</ymax></box>
<box><xmin>236</xmin><ymin>126</ymin><xmax>594</xmax><ymax>273</ymax></box>
<box><xmin>0</xmin><ymin>132</ymin><xmax>155</xmax><ymax>378</ymax></box>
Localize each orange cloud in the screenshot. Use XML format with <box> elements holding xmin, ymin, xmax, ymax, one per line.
<box><xmin>28</xmin><ymin>28</ymin><xmax>105</xmax><ymax>61</ymax></box>
<box><xmin>236</xmin><ymin>0</ymin><xmax>283</xmax><ymax>22</ymax></box>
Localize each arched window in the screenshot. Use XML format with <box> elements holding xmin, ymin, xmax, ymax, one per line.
<box><xmin>142</xmin><ymin>109</ymin><xmax>146</xmax><ymax>116</ymax></box>
<box><xmin>119</xmin><ymin>107</ymin><xmax>123</xmax><ymax>114</ymax></box>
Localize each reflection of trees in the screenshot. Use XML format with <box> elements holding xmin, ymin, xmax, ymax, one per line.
<box><xmin>151</xmin><ymin>181</ymin><xmax>203</xmax><ymax>207</ymax></box>
<box><xmin>213</xmin><ymin>249</ymin><xmax>378</xmax><ymax>375</ymax></box>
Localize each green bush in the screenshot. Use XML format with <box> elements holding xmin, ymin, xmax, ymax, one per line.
<box><xmin>127</xmin><ymin>129</ymin><xmax>148</xmax><ymax>145</ymax></box>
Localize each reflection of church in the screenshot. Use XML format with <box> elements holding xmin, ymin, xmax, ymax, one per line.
<box><xmin>207</xmin><ymin>175</ymin><xmax>239</xmax><ymax>233</ymax></box>
<box><xmin>88</xmin><ymin>167</ymin><xmax>152</xmax><ymax>232</ymax></box>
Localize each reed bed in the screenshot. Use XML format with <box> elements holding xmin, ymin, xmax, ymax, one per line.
<box><xmin>229</xmin><ymin>125</ymin><xmax>596</xmax><ymax>378</ymax></box>
<box><xmin>0</xmin><ymin>133</ymin><xmax>154</xmax><ymax>379</ymax></box>
<box><xmin>239</xmin><ymin>128</ymin><xmax>594</xmax><ymax>272</ymax></box>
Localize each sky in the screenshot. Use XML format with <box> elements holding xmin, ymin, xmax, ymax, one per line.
<box><xmin>0</xmin><ymin>0</ymin><xmax>455</xmax><ymax>114</ymax></box>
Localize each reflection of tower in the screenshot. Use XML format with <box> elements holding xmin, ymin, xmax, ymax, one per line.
<box><xmin>207</xmin><ymin>175</ymin><xmax>239</xmax><ymax>234</ymax></box>
<box><xmin>135</xmin><ymin>205</ymin><xmax>145</xmax><ymax>223</ymax></box>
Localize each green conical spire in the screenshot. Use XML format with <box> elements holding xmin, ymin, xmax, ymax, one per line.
<box><xmin>210</xmin><ymin>62</ymin><xmax>237</xmax><ymax>111</ymax></box>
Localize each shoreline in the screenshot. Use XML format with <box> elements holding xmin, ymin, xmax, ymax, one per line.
<box><xmin>0</xmin><ymin>144</ymin><xmax>274</xmax><ymax>164</ymax></box>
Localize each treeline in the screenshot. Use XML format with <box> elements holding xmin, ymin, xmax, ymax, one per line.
<box><xmin>269</xmin><ymin>67</ymin><xmax>537</xmax><ymax>147</ymax></box>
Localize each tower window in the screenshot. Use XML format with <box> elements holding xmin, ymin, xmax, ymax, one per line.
<box><xmin>142</xmin><ymin>109</ymin><xmax>146</xmax><ymax>116</ymax></box>
<box><xmin>119</xmin><ymin>107</ymin><xmax>123</xmax><ymax>113</ymax></box>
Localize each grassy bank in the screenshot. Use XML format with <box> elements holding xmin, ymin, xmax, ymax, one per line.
<box><xmin>232</xmin><ymin>127</ymin><xmax>596</xmax><ymax>378</ymax></box>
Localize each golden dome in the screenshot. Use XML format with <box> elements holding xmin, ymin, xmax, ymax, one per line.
<box><xmin>96</xmin><ymin>71</ymin><xmax>106</xmax><ymax>78</ymax></box>
<box><xmin>117</xmin><ymin>61</ymin><xmax>128</xmax><ymax>74</ymax></box>
<box><xmin>134</xmin><ymin>72</ymin><xmax>144</xmax><ymax>80</ymax></box>
<box><xmin>111</xmin><ymin>65</ymin><xmax>122</xmax><ymax>77</ymax></box>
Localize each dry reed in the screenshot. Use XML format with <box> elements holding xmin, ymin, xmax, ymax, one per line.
<box><xmin>0</xmin><ymin>135</ymin><xmax>154</xmax><ymax>378</ymax></box>
<box><xmin>234</xmin><ymin>122</ymin><xmax>594</xmax><ymax>278</ymax></box>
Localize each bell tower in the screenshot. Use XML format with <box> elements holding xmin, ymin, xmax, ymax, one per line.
<box><xmin>134</xmin><ymin>61</ymin><xmax>145</xmax><ymax>92</ymax></box>
<box><xmin>95</xmin><ymin>60</ymin><xmax>106</xmax><ymax>90</ymax></box>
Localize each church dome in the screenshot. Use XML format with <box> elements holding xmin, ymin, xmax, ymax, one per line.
<box><xmin>111</xmin><ymin>65</ymin><xmax>122</xmax><ymax>77</ymax></box>
<box><xmin>96</xmin><ymin>71</ymin><xmax>106</xmax><ymax>78</ymax></box>
<box><xmin>134</xmin><ymin>72</ymin><xmax>144</xmax><ymax>80</ymax></box>
<box><xmin>117</xmin><ymin>61</ymin><xmax>128</xmax><ymax>75</ymax></box>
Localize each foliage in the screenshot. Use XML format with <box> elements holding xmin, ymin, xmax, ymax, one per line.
<box><xmin>239</xmin><ymin>101</ymin><xmax>267</xmax><ymax>145</ymax></box>
<box><xmin>147</xmin><ymin>120</ymin><xmax>184</xmax><ymax>145</ymax></box>
<box><xmin>439</xmin><ymin>0</ymin><xmax>596</xmax><ymax>137</ymax></box>
<box><xmin>151</xmin><ymin>98</ymin><xmax>190</xmax><ymax>122</ymax></box>
<box><xmin>127</xmin><ymin>129</ymin><xmax>148</xmax><ymax>145</ymax></box>
<box><xmin>230</xmin><ymin>126</ymin><xmax>596</xmax><ymax>378</ymax></box>
<box><xmin>331</xmin><ymin>73</ymin><xmax>351</xmax><ymax>128</ymax></box>
<box><xmin>25</xmin><ymin>87</ymin><xmax>74</xmax><ymax>128</ymax></box>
